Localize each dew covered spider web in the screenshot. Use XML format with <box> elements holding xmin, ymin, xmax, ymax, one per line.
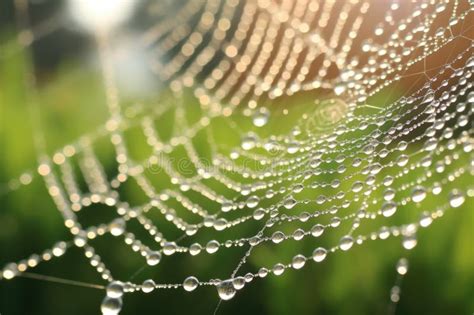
<box><xmin>1</xmin><ymin>0</ymin><xmax>474</xmax><ymax>314</ymax></box>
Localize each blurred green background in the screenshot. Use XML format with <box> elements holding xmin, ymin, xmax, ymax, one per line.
<box><xmin>1</xmin><ymin>1</ymin><xmax>474</xmax><ymax>315</ymax></box>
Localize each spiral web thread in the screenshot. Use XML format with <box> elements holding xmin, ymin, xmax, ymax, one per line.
<box><xmin>1</xmin><ymin>0</ymin><xmax>474</xmax><ymax>314</ymax></box>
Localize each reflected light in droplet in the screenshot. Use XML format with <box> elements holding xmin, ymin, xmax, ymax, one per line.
<box><xmin>68</xmin><ymin>0</ymin><xmax>136</xmax><ymax>32</ymax></box>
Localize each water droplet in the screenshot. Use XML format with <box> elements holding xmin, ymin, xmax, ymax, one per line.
<box><xmin>106</xmin><ymin>281</ymin><xmax>124</xmax><ymax>298</ymax></box>
<box><xmin>352</xmin><ymin>181</ymin><xmax>363</xmax><ymax>193</ymax></box>
<box><xmin>271</xmin><ymin>231</ymin><xmax>285</xmax><ymax>244</ymax></box>
<box><xmin>396</xmin><ymin>258</ymin><xmax>409</xmax><ymax>275</ymax></box>
<box><xmin>206</xmin><ymin>240</ymin><xmax>220</xmax><ymax>254</ymax></box>
<box><xmin>310</xmin><ymin>224</ymin><xmax>324</xmax><ymax>237</ymax></box>
<box><xmin>221</xmin><ymin>201</ymin><xmax>233</xmax><ymax>212</ymax></box>
<box><xmin>397</xmin><ymin>141</ymin><xmax>408</xmax><ymax>151</ymax></box>
<box><xmin>189</xmin><ymin>243</ymin><xmax>202</xmax><ymax>256</ymax></box>
<box><xmin>449</xmin><ymin>190</ymin><xmax>465</xmax><ymax>208</ymax></box>
<box><xmin>397</xmin><ymin>154</ymin><xmax>409</xmax><ymax>167</ymax></box>
<box><xmin>283</xmin><ymin>196</ymin><xmax>297</xmax><ymax>209</ymax></box>
<box><xmin>214</xmin><ymin>218</ymin><xmax>228</xmax><ymax>231</ymax></box>
<box><xmin>424</xmin><ymin>138</ymin><xmax>437</xmax><ymax>151</ymax></box>
<box><xmin>381</xmin><ymin>202</ymin><xmax>397</xmax><ymax>217</ymax></box>
<box><xmin>74</xmin><ymin>233</ymin><xmax>87</xmax><ymax>247</ymax></box>
<box><xmin>390</xmin><ymin>285</ymin><xmax>400</xmax><ymax>302</ymax></box>
<box><xmin>52</xmin><ymin>242</ymin><xmax>67</xmax><ymax>257</ymax></box>
<box><xmin>419</xmin><ymin>212</ymin><xmax>433</xmax><ymax>227</ymax></box>
<box><xmin>334</xmin><ymin>83</ymin><xmax>346</xmax><ymax>95</ymax></box>
<box><xmin>246</xmin><ymin>195</ymin><xmax>260</xmax><ymax>208</ymax></box>
<box><xmin>468</xmin><ymin>91</ymin><xmax>474</xmax><ymax>103</ymax></box>
<box><xmin>293</xmin><ymin>228</ymin><xmax>305</xmax><ymax>240</ymax></box>
<box><xmin>383</xmin><ymin>176</ymin><xmax>394</xmax><ymax>186</ymax></box>
<box><xmin>316</xmin><ymin>195</ymin><xmax>326</xmax><ymax>204</ymax></box>
<box><xmin>146</xmin><ymin>251</ymin><xmax>161</xmax><ymax>266</ymax></box>
<box><xmin>258</xmin><ymin>267</ymin><xmax>268</xmax><ymax>278</ymax></box>
<box><xmin>142</xmin><ymin>279</ymin><xmax>156</xmax><ymax>293</ymax></box>
<box><xmin>252</xmin><ymin>108</ymin><xmax>270</xmax><ymax>127</ymax></box>
<box><xmin>292</xmin><ymin>184</ymin><xmax>304</xmax><ymax>193</ymax></box>
<box><xmin>241</xmin><ymin>134</ymin><xmax>257</xmax><ymax>150</ymax></box>
<box><xmin>253</xmin><ymin>209</ymin><xmax>265</xmax><ymax>220</ymax></box>
<box><xmin>272</xmin><ymin>263</ymin><xmax>285</xmax><ymax>276</ymax></box>
<box><xmin>183</xmin><ymin>276</ymin><xmax>199</xmax><ymax>292</ymax></box>
<box><xmin>378</xmin><ymin>227</ymin><xmax>390</xmax><ymax>239</ymax></box>
<box><xmin>431</xmin><ymin>183</ymin><xmax>441</xmax><ymax>196</ymax></box>
<box><xmin>232</xmin><ymin>277</ymin><xmax>246</xmax><ymax>290</ymax></box>
<box><xmin>374</xmin><ymin>24</ymin><xmax>384</xmax><ymax>36</ymax></box>
<box><xmin>435</xmin><ymin>3</ymin><xmax>446</xmax><ymax>12</ymax></box>
<box><xmin>217</xmin><ymin>280</ymin><xmax>236</xmax><ymax>300</ymax></box>
<box><xmin>467</xmin><ymin>56</ymin><xmax>474</xmax><ymax>67</ymax></box>
<box><xmin>163</xmin><ymin>242</ymin><xmax>177</xmax><ymax>255</ymax></box>
<box><xmin>110</xmin><ymin>218</ymin><xmax>126</xmax><ymax>236</ymax></box>
<box><xmin>291</xmin><ymin>255</ymin><xmax>306</xmax><ymax>269</ymax></box>
<box><xmin>330</xmin><ymin>217</ymin><xmax>341</xmax><ymax>227</ymax></box>
<box><xmin>287</xmin><ymin>141</ymin><xmax>300</xmax><ymax>154</ymax></box>
<box><xmin>383</xmin><ymin>188</ymin><xmax>395</xmax><ymax>201</ymax></box>
<box><xmin>248</xmin><ymin>236</ymin><xmax>261</xmax><ymax>246</ymax></box>
<box><xmin>264</xmin><ymin>140</ymin><xmax>280</xmax><ymax>153</ymax></box>
<box><xmin>411</xmin><ymin>186</ymin><xmax>426</xmax><ymax>203</ymax></box>
<box><xmin>2</xmin><ymin>263</ymin><xmax>18</xmax><ymax>279</ymax></box>
<box><xmin>312</xmin><ymin>247</ymin><xmax>327</xmax><ymax>262</ymax></box>
<box><xmin>402</xmin><ymin>234</ymin><xmax>417</xmax><ymax>250</ymax></box>
<box><xmin>331</xmin><ymin>179</ymin><xmax>341</xmax><ymax>188</ymax></box>
<box><xmin>101</xmin><ymin>297</ymin><xmax>122</xmax><ymax>315</ymax></box>
<box><xmin>339</xmin><ymin>235</ymin><xmax>354</xmax><ymax>251</ymax></box>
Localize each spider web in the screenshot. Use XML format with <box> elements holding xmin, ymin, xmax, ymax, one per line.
<box><xmin>1</xmin><ymin>1</ymin><xmax>473</xmax><ymax>314</ymax></box>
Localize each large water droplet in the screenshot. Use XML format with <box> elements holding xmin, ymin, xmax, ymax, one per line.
<box><xmin>424</xmin><ymin>138</ymin><xmax>437</xmax><ymax>151</ymax></box>
<box><xmin>466</xmin><ymin>56</ymin><xmax>474</xmax><ymax>67</ymax></box>
<box><xmin>411</xmin><ymin>186</ymin><xmax>426</xmax><ymax>203</ymax></box>
<box><xmin>396</xmin><ymin>258</ymin><xmax>409</xmax><ymax>275</ymax></box>
<box><xmin>272</xmin><ymin>263</ymin><xmax>285</xmax><ymax>276</ymax></box>
<box><xmin>183</xmin><ymin>276</ymin><xmax>199</xmax><ymax>292</ymax></box>
<box><xmin>334</xmin><ymin>83</ymin><xmax>346</xmax><ymax>95</ymax></box>
<box><xmin>142</xmin><ymin>279</ymin><xmax>156</xmax><ymax>293</ymax></box>
<box><xmin>419</xmin><ymin>212</ymin><xmax>433</xmax><ymax>227</ymax></box>
<box><xmin>110</xmin><ymin>218</ymin><xmax>126</xmax><ymax>236</ymax></box>
<box><xmin>468</xmin><ymin>91</ymin><xmax>474</xmax><ymax>103</ymax></box>
<box><xmin>339</xmin><ymin>235</ymin><xmax>354</xmax><ymax>251</ymax></box>
<box><xmin>310</xmin><ymin>224</ymin><xmax>324</xmax><ymax>237</ymax></box>
<box><xmin>163</xmin><ymin>242</ymin><xmax>177</xmax><ymax>255</ymax></box>
<box><xmin>291</xmin><ymin>255</ymin><xmax>306</xmax><ymax>269</ymax></box>
<box><xmin>217</xmin><ymin>280</ymin><xmax>236</xmax><ymax>300</ymax></box>
<box><xmin>106</xmin><ymin>281</ymin><xmax>124</xmax><ymax>298</ymax></box>
<box><xmin>287</xmin><ymin>141</ymin><xmax>300</xmax><ymax>154</ymax></box>
<box><xmin>283</xmin><ymin>196</ymin><xmax>297</xmax><ymax>209</ymax></box>
<box><xmin>352</xmin><ymin>181</ymin><xmax>363</xmax><ymax>193</ymax></box>
<box><xmin>312</xmin><ymin>247</ymin><xmax>327</xmax><ymax>262</ymax></box>
<box><xmin>449</xmin><ymin>190</ymin><xmax>465</xmax><ymax>208</ymax></box>
<box><xmin>146</xmin><ymin>251</ymin><xmax>161</xmax><ymax>266</ymax></box>
<box><xmin>232</xmin><ymin>277</ymin><xmax>246</xmax><ymax>290</ymax></box>
<box><xmin>383</xmin><ymin>188</ymin><xmax>395</xmax><ymax>201</ymax></box>
<box><xmin>330</xmin><ymin>217</ymin><xmax>341</xmax><ymax>227</ymax></box>
<box><xmin>241</xmin><ymin>134</ymin><xmax>257</xmax><ymax>150</ymax></box>
<box><xmin>189</xmin><ymin>243</ymin><xmax>202</xmax><ymax>256</ymax></box>
<box><xmin>381</xmin><ymin>202</ymin><xmax>397</xmax><ymax>217</ymax></box>
<box><xmin>396</xmin><ymin>154</ymin><xmax>409</xmax><ymax>167</ymax></box>
<box><xmin>246</xmin><ymin>195</ymin><xmax>260</xmax><ymax>208</ymax></box>
<box><xmin>101</xmin><ymin>297</ymin><xmax>122</xmax><ymax>315</ymax></box>
<box><xmin>271</xmin><ymin>231</ymin><xmax>285</xmax><ymax>244</ymax></box>
<box><xmin>402</xmin><ymin>234</ymin><xmax>417</xmax><ymax>250</ymax></box>
<box><xmin>252</xmin><ymin>108</ymin><xmax>270</xmax><ymax>127</ymax></box>
<box><xmin>206</xmin><ymin>240</ymin><xmax>220</xmax><ymax>254</ymax></box>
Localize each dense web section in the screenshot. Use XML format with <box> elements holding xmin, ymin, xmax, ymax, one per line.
<box><xmin>1</xmin><ymin>0</ymin><xmax>474</xmax><ymax>314</ymax></box>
